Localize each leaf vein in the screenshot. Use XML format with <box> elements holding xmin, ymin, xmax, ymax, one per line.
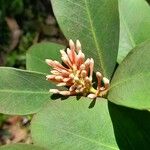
<box><xmin>110</xmin><ymin>72</ymin><xmax>150</xmax><ymax>90</ymax></box>
<box><xmin>60</xmin><ymin>128</ymin><xmax>119</xmax><ymax>150</ymax></box>
<box><xmin>83</xmin><ymin>0</ymin><xmax>106</xmax><ymax>76</ymax></box>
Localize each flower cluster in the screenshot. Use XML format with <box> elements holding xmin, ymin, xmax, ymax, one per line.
<box><xmin>46</xmin><ymin>40</ymin><xmax>109</xmax><ymax>99</ymax></box>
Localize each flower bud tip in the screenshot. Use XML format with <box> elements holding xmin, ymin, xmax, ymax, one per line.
<box><xmin>76</xmin><ymin>40</ymin><xmax>81</xmax><ymax>51</ymax></box>
<box><xmin>49</xmin><ymin>89</ymin><xmax>59</xmax><ymax>94</ymax></box>
<box><xmin>87</xmin><ymin>94</ymin><xmax>96</xmax><ymax>99</ymax></box>
<box><xmin>103</xmin><ymin>77</ymin><xmax>109</xmax><ymax>84</ymax></box>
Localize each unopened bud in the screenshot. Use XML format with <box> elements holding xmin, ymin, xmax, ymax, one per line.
<box><xmin>45</xmin><ymin>59</ymin><xmax>53</xmax><ymax>65</ymax></box>
<box><xmin>85</xmin><ymin>77</ymin><xmax>91</xmax><ymax>85</ymax></box>
<box><xmin>76</xmin><ymin>40</ymin><xmax>81</xmax><ymax>51</ymax></box>
<box><xmin>84</xmin><ymin>58</ymin><xmax>90</xmax><ymax>66</ymax></box>
<box><xmin>69</xmin><ymin>84</ymin><xmax>77</xmax><ymax>91</ymax></box>
<box><xmin>56</xmin><ymin>82</ymin><xmax>66</xmax><ymax>86</ymax></box>
<box><xmin>59</xmin><ymin>91</ymin><xmax>71</xmax><ymax>96</ymax></box>
<box><xmin>55</xmin><ymin>76</ymin><xmax>63</xmax><ymax>81</ymax></box>
<box><xmin>51</xmin><ymin>70</ymin><xmax>59</xmax><ymax>75</ymax></box>
<box><xmin>61</xmin><ymin>70</ymin><xmax>69</xmax><ymax>76</ymax></box>
<box><xmin>46</xmin><ymin>75</ymin><xmax>55</xmax><ymax>80</ymax></box>
<box><xmin>69</xmin><ymin>73</ymin><xmax>74</xmax><ymax>79</ymax></box>
<box><xmin>49</xmin><ymin>89</ymin><xmax>59</xmax><ymax>94</ymax></box>
<box><xmin>80</xmin><ymin>64</ymin><xmax>85</xmax><ymax>70</ymax></box>
<box><xmin>81</xmin><ymin>70</ymin><xmax>87</xmax><ymax>78</ymax></box>
<box><xmin>87</xmin><ymin>94</ymin><xmax>96</xmax><ymax>99</ymax></box>
<box><xmin>103</xmin><ymin>77</ymin><xmax>109</xmax><ymax>84</ymax></box>
<box><xmin>96</xmin><ymin>72</ymin><xmax>102</xmax><ymax>78</ymax></box>
<box><xmin>74</xmin><ymin>76</ymin><xmax>79</xmax><ymax>82</ymax></box>
<box><xmin>103</xmin><ymin>77</ymin><xmax>109</xmax><ymax>89</ymax></box>
<box><xmin>69</xmin><ymin>39</ymin><xmax>75</xmax><ymax>50</ymax></box>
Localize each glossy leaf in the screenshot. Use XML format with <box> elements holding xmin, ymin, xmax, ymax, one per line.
<box><xmin>108</xmin><ymin>41</ymin><xmax>150</xmax><ymax>109</ymax></box>
<box><xmin>51</xmin><ymin>0</ymin><xmax>119</xmax><ymax>79</ymax></box>
<box><xmin>0</xmin><ymin>144</ymin><xmax>47</xmax><ymax>150</ymax></box>
<box><xmin>0</xmin><ymin>67</ymin><xmax>53</xmax><ymax>115</ymax></box>
<box><xmin>31</xmin><ymin>98</ymin><xmax>119</xmax><ymax>150</ymax></box>
<box><xmin>26</xmin><ymin>42</ymin><xmax>64</xmax><ymax>74</ymax></box>
<box><xmin>118</xmin><ymin>0</ymin><xmax>150</xmax><ymax>63</ymax></box>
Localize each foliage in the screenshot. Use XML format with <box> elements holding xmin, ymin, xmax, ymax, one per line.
<box><xmin>0</xmin><ymin>0</ymin><xmax>150</xmax><ymax>149</ymax></box>
<box><xmin>118</xmin><ymin>0</ymin><xmax>150</xmax><ymax>63</ymax></box>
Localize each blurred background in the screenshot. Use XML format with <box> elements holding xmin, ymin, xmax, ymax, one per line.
<box><xmin>0</xmin><ymin>0</ymin><xmax>66</xmax><ymax>69</ymax></box>
<box><xmin>0</xmin><ymin>0</ymin><xmax>66</xmax><ymax>146</ymax></box>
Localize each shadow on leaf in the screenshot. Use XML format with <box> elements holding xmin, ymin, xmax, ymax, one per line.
<box><xmin>50</xmin><ymin>94</ymin><xmax>69</xmax><ymax>100</ymax></box>
<box><xmin>50</xmin><ymin>94</ymin><xmax>82</xmax><ymax>101</ymax></box>
<box><xmin>88</xmin><ymin>98</ymin><xmax>96</xmax><ymax>109</ymax></box>
<box><xmin>108</xmin><ymin>102</ymin><xmax>150</xmax><ymax>149</ymax></box>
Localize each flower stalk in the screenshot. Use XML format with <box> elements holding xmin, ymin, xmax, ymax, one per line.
<box><xmin>46</xmin><ymin>39</ymin><xmax>109</xmax><ymax>99</ymax></box>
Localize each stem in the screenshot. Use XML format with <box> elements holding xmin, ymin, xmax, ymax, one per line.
<box><xmin>89</xmin><ymin>87</ymin><xmax>97</xmax><ymax>94</ymax></box>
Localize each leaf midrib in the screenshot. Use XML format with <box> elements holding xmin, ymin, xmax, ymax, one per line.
<box><xmin>60</xmin><ymin>128</ymin><xmax>119</xmax><ymax>150</ymax></box>
<box><xmin>0</xmin><ymin>89</ymin><xmax>49</xmax><ymax>94</ymax></box>
<box><xmin>83</xmin><ymin>0</ymin><xmax>106</xmax><ymax>76</ymax></box>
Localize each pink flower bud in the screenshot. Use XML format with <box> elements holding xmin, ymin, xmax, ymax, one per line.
<box><xmin>76</xmin><ymin>40</ymin><xmax>81</xmax><ymax>52</ymax></box>
<box><xmin>46</xmin><ymin>39</ymin><xmax>109</xmax><ymax>98</ymax></box>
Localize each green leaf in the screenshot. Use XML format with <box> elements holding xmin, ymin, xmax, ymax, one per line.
<box><xmin>118</xmin><ymin>0</ymin><xmax>150</xmax><ymax>63</ymax></box>
<box><xmin>51</xmin><ymin>0</ymin><xmax>119</xmax><ymax>79</ymax></box>
<box><xmin>108</xmin><ymin>40</ymin><xmax>150</xmax><ymax>109</ymax></box>
<box><xmin>31</xmin><ymin>98</ymin><xmax>150</xmax><ymax>149</ymax></box>
<box><xmin>0</xmin><ymin>67</ymin><xmax>52</xmax><ymax>115</ymax></box>
<box><xmin>0</xmin><ymin>144</ymin><xmax>47</xmax><ymax>150</ymax></box>
<box><xmin>31</xmin><ymin>98</ymin><xmax>119</xmax><ymax>150</ymax></box>
<box><xmin>26</xmin><ymin>42</ymin><xmax>64</xmax><ymax>74</ymax></box>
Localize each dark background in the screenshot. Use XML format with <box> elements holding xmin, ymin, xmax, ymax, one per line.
<box><xmin>0</xmin><ymin>0</ymin><xmax>66</xmax><ymax>68</ymax></box>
